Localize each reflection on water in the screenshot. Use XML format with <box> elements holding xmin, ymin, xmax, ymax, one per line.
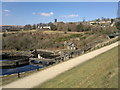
<box><xmin>1</xmin><ymin>64</ymin><xmax>43</xmax><ymax>76</ymax></box>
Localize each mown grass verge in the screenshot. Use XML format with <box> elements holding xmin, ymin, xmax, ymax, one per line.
<box><xmin>35</xmin><ymin>46</ymin><xmax>119</xmax><ymax>88</ymax></box>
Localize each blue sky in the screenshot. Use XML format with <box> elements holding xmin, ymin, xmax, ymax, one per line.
<box><xmin>2</xmin><ymin>0</ymin><xmax>120</xmax><ymax>2</ymax></box>
<box><xmin>2</xmin><ymin>2</ymin><xmax>118</xmax><ymax>25</ymax></box>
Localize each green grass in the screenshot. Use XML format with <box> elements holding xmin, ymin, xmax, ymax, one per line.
<box><xmin>36</xmin><ymin>46</ymin><xmax>119</xmax><ymax>88</ymax></box>
<box><xmin>55</xmin><ymin>34</ymin><xmax>83</xmax><ymax>42</ymax></box>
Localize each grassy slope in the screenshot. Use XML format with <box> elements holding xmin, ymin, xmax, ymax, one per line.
<box><xmin>36</xmin><ymin>46</ymin><xmax>118</xmax><ymax>88</ymax></box>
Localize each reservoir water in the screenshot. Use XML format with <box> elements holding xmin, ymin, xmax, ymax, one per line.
<box><xmin>0</xmin><ymin>64</ymin><xmax>43</xmax><ymax>76</ymax></box>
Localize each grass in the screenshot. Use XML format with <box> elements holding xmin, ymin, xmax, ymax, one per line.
<box><xmin>55</xmin><ymin>34</ymin><xmax>83</xmax><ymax>42</ymax></box>
<box><xmin>1</xmin><ymin>30</ymin><xmax>37</xmax><ymax>34</ymax></box>
<box><xmin>36</xmin><ymin>46</ymin><xmax>119</xmax><ymax>88</ymax></box>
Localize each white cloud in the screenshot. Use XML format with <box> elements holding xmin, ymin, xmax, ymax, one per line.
<box><xmin>62</xmin><ymin>14</ymin><xmax>79</xmax><ymax>18</ymax></box>
<box><xmin>32</xmin><ymin>12</ymin><xmax>36</xmax><ymax>15</ymax></box>
<box><xmin>5</xmin><ymin>14</ymin><xmax>11</xmax><ymax>16</ymax></box>
<box><xmin>4</xmin><ymin>9</ymin><xmax>11</xmax><ymax>12</ymax></box>
<box><xmin>40</xmin><ymin>12</ymin><xmax>54</xmax><ymax>17</ymax></box>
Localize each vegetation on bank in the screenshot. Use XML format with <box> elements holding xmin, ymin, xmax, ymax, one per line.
<box><xmin>2</xmin><ymin>26</ymin><xmax>117</xmax><ymax>51</ymax></box>
<box><xmin>36</xmin><ymin>46</ymin><xmax>118</xmax><ymax>88</ymax></box>
<box><xmin>2</xmin><ymin>30</ymin><xmax>110</xmax><ymax>51</ymax></box>
<box><xmin>115</xmin><ymin>20</ymin><xmax>120</xmax><ymax>30</ymax></box>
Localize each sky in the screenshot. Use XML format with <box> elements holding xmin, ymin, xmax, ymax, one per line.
<box><xmin>1</xmin><ymin>0</ymin><xmax>120</xmax><ymax>2</ymax></box>
<box><xmin>118</xmin><ymin>1</ymin><xmax>120</xmax><ymax>17</ymax></box>
<box><xmin>2</xmin><ymin>2</ymin><xmax>119</xmax><ymax>25</ymax></box>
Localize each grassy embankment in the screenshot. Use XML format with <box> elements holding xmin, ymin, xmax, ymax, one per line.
<box><xmin>36</xmin><ymin>46</ymin><xmax>119</xmax><ymax>88</ymax></box>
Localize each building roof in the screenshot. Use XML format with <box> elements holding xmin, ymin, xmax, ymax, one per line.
<box><xmin>68</xmin><ymin>42</ymin><xmax>74</xmax><ymax>46</ymax></box>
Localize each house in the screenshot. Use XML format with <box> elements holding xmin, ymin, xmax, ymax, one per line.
<box><xmin>89</xmin><ymin>20</ymin><xmax>111</xmax><ymax>26</ymax></box>
<box><xmin>38</xmin><ymin>26</ymin><xmax>51</xmax><ymax>30</ymax></box>
<box><xmin>67</xmin><ymin>42</ymin><xmax>77</xmax><ymax>50</ymax></box>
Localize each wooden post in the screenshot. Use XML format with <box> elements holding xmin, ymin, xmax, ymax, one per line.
<box><xmin>18</xmin><ymin>72</ymin><xmax>20</xmax><ymax>78</ymax></box>
<box><xmin>37</xmin><ymin>65</ymin><xmax>39</xmax><ymax>71</ymax></box>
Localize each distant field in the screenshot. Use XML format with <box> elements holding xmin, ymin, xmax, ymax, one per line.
<box><xmin>1</xmin><ymin>30</ymin><xmax>85</xmax><ymax>35</ymax></box>
<box><xmin>0</xmin><ymin>30</ymin><xmax>37</xmax><ymax>34</ymax></box>
<box><xmin>43</xmin><ymin>30</ymin><xmax>85</xmax><ymax>34</ymax></box>
<box><xmin>36</xmin><ymin>46</ymin><xmax>118</xmax><ymax>88</ymax></box>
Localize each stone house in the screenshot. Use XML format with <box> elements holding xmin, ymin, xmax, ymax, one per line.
<box><xmin>67</xmin><ymin>42</ymin><xmax>77</xmax><ymax>50</ymax></box>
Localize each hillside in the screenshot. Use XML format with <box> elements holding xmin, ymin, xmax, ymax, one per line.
<box><xmin>2</xmin><ymin>30</ymin><xmax>109</xmax><ymax>51</ymax></box>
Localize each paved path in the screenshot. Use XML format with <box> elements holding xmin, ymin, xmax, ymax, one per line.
<box><xmin>3</xmin><ymin>41</ymin><xmax>119</xmax><ymax>89</ymax></box>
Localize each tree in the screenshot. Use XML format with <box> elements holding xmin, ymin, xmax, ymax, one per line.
<box><xmin>115</xmin><ymin>21</ymin><xmax>120</xmax><ymax>31</ymax></box>
<box><xmin>52</xmin><ymin>25</ymin><xmax>57</xmax><ymax>30</ymax></box>
<box><xmin>24</xmin><ymin>24</ymin><xmax>32</xmax><ymax>30</ymax></box>
<box><xmin>96</xmin><ymin>18</ymin><xmax>100</xmax><ymax>22</ymax></box>
<box><xmin>48</xmin><ymin>22</ymin><xmax>57</xmax><ymax>30</ymax></box>
<box><xmin>83</xmin><ymin>25</ymin><xmax>91</xmax><ymax>31</ymax></box>
<box><xmin>111</xmin><ymin>19</ymin><xmax>114</xmax><ymax>24</ymax></box>
<box><xmin>76</xmin><ymin>23</ymin><xmax>83</xmax><ymax>32</ymax></box>
<box><xmin>3</xmin><ymin>33</ymin><xmax>7</xmax><ymax>37</ymax></box>
<box><xmin>32</xmin><ymin>24</ymin><xmax>36</xmax><ymax>29</ymax></box>
<box><xmin>68</xmin><ymin>28</ymin><xmax>71</xmax><ymax>32</ymax></box>
<box><xmin>101</xmin><ymin>17</ymin><xmax>106</xmax><ymax>21</ymax></box>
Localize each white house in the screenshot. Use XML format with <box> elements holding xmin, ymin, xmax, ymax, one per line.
<box><xmin>38</xmin><ymin>26</ymin><xmax>51</xmax><ymax>30</ymax></box>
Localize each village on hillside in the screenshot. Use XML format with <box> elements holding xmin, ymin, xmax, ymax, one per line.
<box><xmin>0</xmin><ymin>18</ymin><xmax>117</xmax><ymax>32</ymax></box>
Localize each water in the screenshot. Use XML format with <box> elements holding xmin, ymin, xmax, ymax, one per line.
<box><xmin>0</xmin><ymin>60</ymin><xmax>10</xmax><ymax>61</ymax></box>
<box><xmin>0</xmin><ymin>64</ymin><xmax>43</xmax><ymax>76</ymax></box>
